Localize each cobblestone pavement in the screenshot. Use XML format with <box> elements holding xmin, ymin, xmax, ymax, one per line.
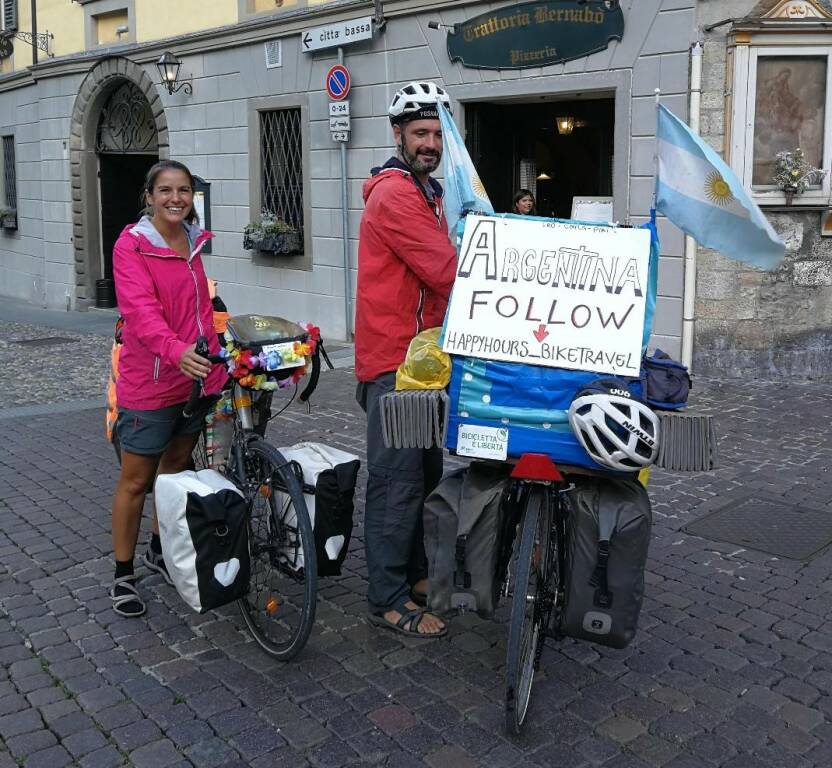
<box><xmin>2</xmin><ymin>316</ymin><xmax>832</xmax><ymax>767</ymax></box>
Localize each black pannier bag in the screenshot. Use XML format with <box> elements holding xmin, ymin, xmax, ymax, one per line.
<box><xmin>424</xmin><ymin>462</ymin><xmax>513</xmax><ymax>618</ymax></box>
<box><xmin>155</xmin><ymin>469</ymin><xmax>251</xmax><ymax>614</ymax></box>
<box><xmin>560</xmin><ymin>476</ymin><xmax>652</xmax><ymax>648</ymax></box>
<box><xmin>276</xmin><ymin>443</ymin><xmax>360</xmax><ymax>577</ymax></box>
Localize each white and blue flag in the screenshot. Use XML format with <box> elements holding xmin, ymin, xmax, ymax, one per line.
<box><xmin>438</xmin><ymin>102</ymin><xmax>493</xmax><ymax>238</ymax></box>
<box><xmin>655</xmin><ymin>103</ymin><xmax>785</xmax><ymax>271</ymax></box>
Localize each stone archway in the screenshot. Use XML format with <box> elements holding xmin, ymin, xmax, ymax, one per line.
<box><xmin>69</xmin><ymin>57</ymin><xmax>169</xmax><ymax>307</ymax></box>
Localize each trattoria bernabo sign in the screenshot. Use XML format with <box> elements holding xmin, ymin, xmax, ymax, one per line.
<box><xmin>441</xmin><ymin>215</ymin><xmax>650</xmax><ymax>377</ymax></box>
<box><xmin>447</xmin><ymin>0</ymin><xmax>624</xmax><ymax>70</ymax></box>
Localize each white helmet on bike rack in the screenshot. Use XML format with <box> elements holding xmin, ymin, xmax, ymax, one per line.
<box><xmin>388</xmin><ymin>81</ymin><xmax>452</xmax><ymax>125</ymax></box>
<box><xmin>568</xmin><ymin>379</ymin><xmax>660</xmax><ymax>472</ymax></box>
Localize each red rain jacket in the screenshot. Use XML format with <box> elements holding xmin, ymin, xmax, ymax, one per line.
<box><xmin>355</xmin><ymin>158</ymin><xmax>457</xmax><ymax>382</ymax></box>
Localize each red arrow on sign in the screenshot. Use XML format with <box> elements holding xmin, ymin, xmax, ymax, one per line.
<box><xmin>533</xmin><ymin>324</ymin><xmax>549</xmax><ymax>342</ymax></box>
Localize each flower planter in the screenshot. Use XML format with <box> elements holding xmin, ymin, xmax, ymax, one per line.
<box><xmin>243</xmin><ymin>230</ymin><xmax>302</xmax><ymax>255</ymax></box>
<box><xmin>783</xmin><ymin>187</ymin><xmax>797</xmax><ymax>206</ymax></box>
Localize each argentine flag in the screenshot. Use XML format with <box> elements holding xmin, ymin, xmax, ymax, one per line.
<box><xmin>438</xmin><ymin>102</ymin><xmax>494</xmax><ymax>238</ymax></box>
<box><xmin>656</xmin><ymin>104</ymin><xmax>785</xmax><ymax>271</ymax></box>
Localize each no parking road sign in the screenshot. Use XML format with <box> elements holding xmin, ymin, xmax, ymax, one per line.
<box><xmin>326</xmin><ymin>65</ymin><xmax>351</xmax><ymax>101</ymax></box>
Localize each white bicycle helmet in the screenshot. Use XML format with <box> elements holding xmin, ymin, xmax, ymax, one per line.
<box><xmin>388</xmin><ymin>81</ymin><xmax>452</xmax><ymax>124</ymax></box>
<box><xmin>568</xmin><ymin>379</ymin><xmax>660</xmax><ymax>472</ymax></box>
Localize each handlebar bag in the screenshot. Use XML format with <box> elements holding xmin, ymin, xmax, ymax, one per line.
<box><xmin>559</xmin><ymin>476</ymin><xmax>652</xmax><ymax>649</ymax></box>
<box><xmin>274</xmin><ymin>442</ymin><xmax>361</xmax><ymax>577</ymax></box>
<box><xmin>155</xmin><ymin>469</ymin><xmax>250</xmax><ymax>613</ymax></box>
<box><xmin>225</xmin><ymin>314</ymin><xmax>312</xmax><ymax>383</ymax></box>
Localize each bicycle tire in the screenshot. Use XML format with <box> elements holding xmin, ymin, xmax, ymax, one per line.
<box><xmin>236</xmin><ymin>437</ymin><xmax>317</xmax><ymax>660</ymax></box>
<box><xmin>505</xmin><ymin>485</ymin><xmax>550</xmax><ymax>734</ymax></box>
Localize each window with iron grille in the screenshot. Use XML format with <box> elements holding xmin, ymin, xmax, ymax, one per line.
<box><xmin>2</xmin><ymin>135</ymin><xmax>16</xmax><ymax>210</ymax></box>
<box><xmin>260</xmin><ymin>108</ymin><xmax>304</xmax><ymax>251</ymax></box>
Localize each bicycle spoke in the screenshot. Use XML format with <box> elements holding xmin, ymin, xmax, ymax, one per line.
<box><xmin>236</xmin><ymin>439</ymin><xmax>317</xmax><ymax>661</ymax></box>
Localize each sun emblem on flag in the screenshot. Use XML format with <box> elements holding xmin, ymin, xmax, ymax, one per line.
<box><xmin>472</xmin><ymin>174</ymin><xmax>487</xmax><ymax>199</ymax></box>
<box><xmin>705</xmin><ymin>171</ymin><xmax>733</xmax><ymax>206</ymax></box>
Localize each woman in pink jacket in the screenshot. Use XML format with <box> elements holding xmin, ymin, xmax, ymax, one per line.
<box><xmin>110</xmin><ymin>160</ymin><xmax>225</xmax><ymax>617</ymax></box>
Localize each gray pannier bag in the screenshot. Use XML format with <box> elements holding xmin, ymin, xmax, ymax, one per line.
<box><xmin>560</xmin><ymin>476</ymin><xmax>652</xmax><ymax>648</ymax></box>
<box><xmin>424</xmin><ymin>462</ymin><xmax>513</xmax><ymax>618</ymax></box>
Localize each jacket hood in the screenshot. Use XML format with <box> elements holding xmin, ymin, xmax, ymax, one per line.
<box><xmin>363</xmin><ymin>156</ymin><xmax>444</xmax><ymax>204</ymax></box>
<box><xmin>121</xmin><ymin>215</ymin><xmax>213</xmax><ymax>260</ymax></box>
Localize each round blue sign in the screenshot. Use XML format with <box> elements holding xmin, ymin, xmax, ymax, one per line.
<box><xmin>326</xmin><ymin>65</ymin><xmax>351</xmax><ymax>101</ymax></box>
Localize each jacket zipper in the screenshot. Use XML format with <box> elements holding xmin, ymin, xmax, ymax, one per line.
<box><xmin>415</xmin><ymin>288</ymin><xmax>426</xmax><ymax>335</ymax></box>
<box><xmin>408</xmin><ymin>175</ymin><xmax>442</xmax><ymax>332</ymax></box>
<box><xmin>186</xmin><ymin>254</ymin><xmax>206</xmax><ymax>397</ymax></box>
<box><xmin>153</xmin><ymin>355</ymin><xmax>160</xmax><ymax>383</ymax></box>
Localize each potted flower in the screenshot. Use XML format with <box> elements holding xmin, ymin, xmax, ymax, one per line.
<box><xmin>243</xmin><ymin>209</ymin><xmax>302</xmax><ymax>255</ymax></box>
<box><xmin>772</xmin><ymin>148</ymin><xmax>826</xmax><ymax>205</ymax></box>
<box><xmin>0</xmin><ymin>207</ymin><xmax>17</xmax><ymax>231</ymax></box>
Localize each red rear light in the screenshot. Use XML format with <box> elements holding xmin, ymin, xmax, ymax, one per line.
<box><xmin>510</xmin><ymin>453</ymin><xmax>563</xmax><ymax>481</ymax></box>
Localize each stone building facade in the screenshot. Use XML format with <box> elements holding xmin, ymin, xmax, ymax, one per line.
<box><xmin>0</xmin><ymin>0</ymin><xmax>696</xmax><ymax>351</ymax></box>
<box><xmin>695</xmin><ymin>0</ymin><xmax>832</xmax><ymax>378</ymax></box>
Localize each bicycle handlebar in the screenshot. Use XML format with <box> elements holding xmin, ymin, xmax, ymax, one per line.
<box><xmin>182</xmin><ymin>328</ymin><xmax>334</xmax><ymax>417</ymax></box>
<box><xmin>182</xmin><ymin>336</ymin><xmax>223</xmax><ymax>418</ymax></box>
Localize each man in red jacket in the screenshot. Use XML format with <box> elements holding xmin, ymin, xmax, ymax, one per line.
<box><xmin>355</xmin><ymin>81</ymin><xmax>458</xmax><ymax>638</ymax></box>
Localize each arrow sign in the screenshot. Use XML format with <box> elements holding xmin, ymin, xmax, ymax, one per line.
<box><xmin>301</xmin><ymin>16</ymin><xmax>373</xmax><ymax>53</ymax></box>
<box><xmin>533</xmin><ymin>324</ymin><xmax>549</xmax><ymax>343</ymax></box>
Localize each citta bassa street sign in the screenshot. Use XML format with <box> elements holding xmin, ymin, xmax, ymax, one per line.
<box><xmin>447</xmin><ymin>0</ymin><xmax>624</xmax><ymax>70</ymax></box>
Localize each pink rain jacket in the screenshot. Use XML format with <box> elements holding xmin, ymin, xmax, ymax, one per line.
<box><xmin>113</xmin><ymin>216</ymin><xmax>225</xmax><ymax>411</ymax></box>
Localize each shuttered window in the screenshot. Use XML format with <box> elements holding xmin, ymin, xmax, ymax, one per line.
<box><xmin>2</xmin><ymin>136</ymin><xmax>16</xmax><ymax>210</ymax></box>
<box><xmin>2</xmin><ymin>0</ymin><xmax>17</xmax><ymax>32</ymax></box>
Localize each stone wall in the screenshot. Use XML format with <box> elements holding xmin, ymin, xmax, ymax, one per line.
<box><xmin>695</xmin><ymin>213</ymin><xmax>832</xmax><ymax>378</ymax></box>
<box><xmin>694</xmin><ymin>0</ymin><xmax>832</xmax><ymax>379</ymax></box>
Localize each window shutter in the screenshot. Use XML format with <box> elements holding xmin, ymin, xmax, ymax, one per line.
<box><xmin>2</xmin><ymin>0</ymin><xmax>17</xmax><ymax>33</ymax></box>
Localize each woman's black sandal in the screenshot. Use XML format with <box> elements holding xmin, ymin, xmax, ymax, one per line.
<box><xmin>110</xmin><ymin>576</ymin><xmax>146</xmax><ymax>618</ymax></box>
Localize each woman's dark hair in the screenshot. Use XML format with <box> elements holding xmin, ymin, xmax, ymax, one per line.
<box><xmin>513</xmin><ymin>188</ymin><xmax>536</xmax><ymax>213</ymax></box>
<box><xmin>140</xmin><ymin>160</ymin><xmax>199</xmax><ymax>224</ymax></box>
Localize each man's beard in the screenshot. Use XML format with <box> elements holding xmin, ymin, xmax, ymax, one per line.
<box><xmin>401</xmin><ymin>141</ymin><xmax>441</xmax><ymax>174</ymax></box>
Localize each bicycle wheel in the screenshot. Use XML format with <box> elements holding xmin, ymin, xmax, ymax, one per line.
<box><xmin>236</xmin><ymin>438</ymin><xmax>317</xmax><ymax>660</ymax></box>
<box><xmin>505</xmin><ymin>484</ymin><xmax>551</xmax><ymax>734</ymax></box>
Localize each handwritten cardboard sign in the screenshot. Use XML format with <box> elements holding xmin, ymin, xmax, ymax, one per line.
<box><xmin>442</xmin><ymin>215</ymin><xmax>651</xmax><ymax>377</ymax></box>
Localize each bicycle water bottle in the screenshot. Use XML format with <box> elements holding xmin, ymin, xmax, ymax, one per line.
<box><xmin>234</xmin><ymin>383</ymin><xmax>254</xmax><ymax>431</ymax></box>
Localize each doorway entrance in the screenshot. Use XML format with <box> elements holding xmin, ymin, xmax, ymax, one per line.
<box><xmin>95</xmin><ymin>80</ymin><xmax>159</xmax><ymax>301</ymax></box>
<box><xmin>464</xmin><ymin>97</ymin><xmax>614</xmax><ymax>218</ymax></box>
<box><xmin>98</xmin><ymin>153</ymin><xmax>157</xmax><ymax>280</ymax></box>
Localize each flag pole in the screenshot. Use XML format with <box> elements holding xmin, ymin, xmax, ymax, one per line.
<box><xmin>652</xmin><ymin>88</ymin><xmax>661</xmax><ymax>214</ymax></box>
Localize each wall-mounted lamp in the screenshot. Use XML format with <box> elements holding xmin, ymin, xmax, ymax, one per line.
<box><xmin>156</xmin><ymin>51</ymin><xmax>192</xmax><ymax>95</ymax></box>
<box><xmin>556</xmin><ymin>116</ymin><xmax>575</xmax><ymax>135</ymax></box>
<box><xmin>427</xmin><ymin>21</ymin><xmax>456</xmax><ymax>34</ymax></box>
<box><xmin>536</xmin><ymin>172</ymin><xmax>552</xmax><ymax>181</ymax></box>
<box><xmin>115</xmin><ymin>25</ymin><xmax>129</xmax><ymax>40</ymax></box>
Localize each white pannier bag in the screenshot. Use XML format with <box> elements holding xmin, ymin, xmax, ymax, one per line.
<box><xmin>276</xmin><ymin>442</ymin><xmax>360</xmax><ymax>576</ymax></box>
<box><xmin>155</xmin><ymin>469</ymin><xmax>250</xmax><ymax>613</ymax></box>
